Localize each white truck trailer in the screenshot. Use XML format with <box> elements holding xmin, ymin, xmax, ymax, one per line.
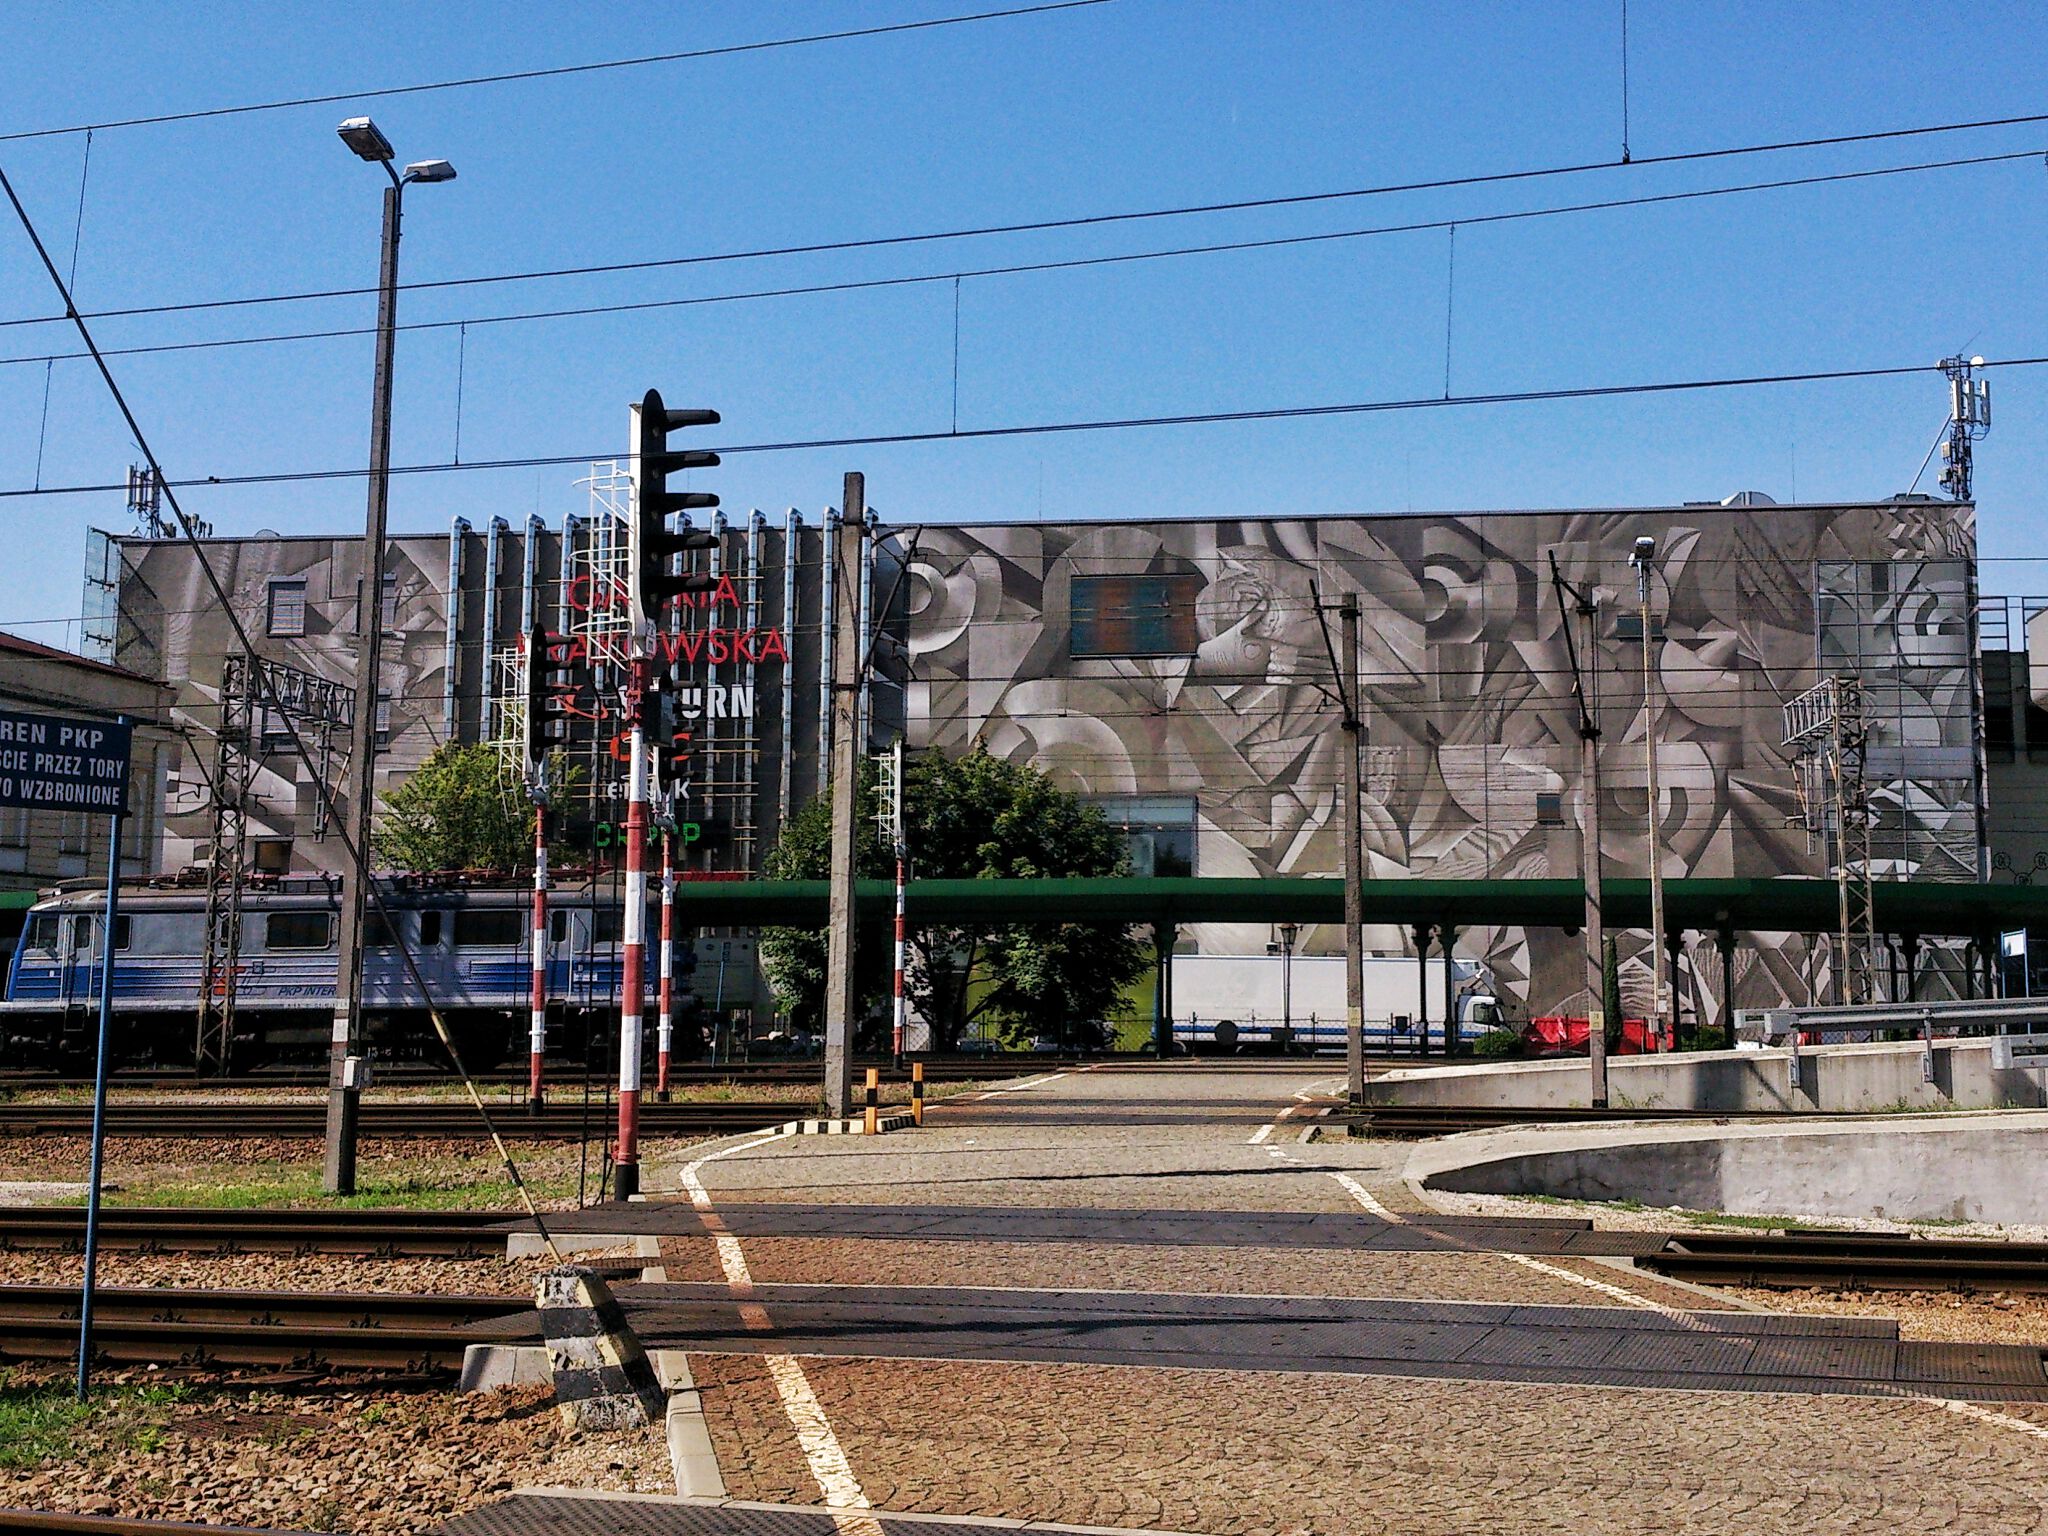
<box><xmin>1168</xmin><ymin>952</ymin><xmax>1501</xmax><ymax>1054</ymax></box>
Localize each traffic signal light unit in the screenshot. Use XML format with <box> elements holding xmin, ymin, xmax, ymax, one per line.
<box><xmin>628</xmin><ymin>388</ymin><xmax>723</xmax><ymax>634</ymax></box>
<box><xmin>522</xmin><ymin>618</ymin><xmax>573</xmax><ymax>784</ymax></box>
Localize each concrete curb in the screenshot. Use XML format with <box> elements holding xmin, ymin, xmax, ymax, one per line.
<box><xmin>772</xmin><ymin>1113</ymin><xmax>915</xmax><ymax>1136</ymax></box>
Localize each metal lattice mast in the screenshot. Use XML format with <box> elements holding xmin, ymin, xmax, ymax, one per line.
<box><xmin>196</xmin><ymin>655</ymin><xmax>253</xmax><ymax>1075</ymax></box>
<box><xmin>1784</xmin><ymin>675</ymin><xmax>1877</xmax><ymax>1006</ymax></box>
<box><xmin>195</xmin><ymin>654</ymin><xmax>356</xmax><ymax>1075</ymax></box>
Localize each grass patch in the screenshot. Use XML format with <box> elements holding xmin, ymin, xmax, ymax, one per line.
<box><xmin>100</xmin><ymin>1152</ymin><xmax>591</xmax><ymax>1211</ymax></box>
<box><xmin>0</xmin><ymin>1373</ymin><xmax>186</xmax><ymax>1469</ymax></box>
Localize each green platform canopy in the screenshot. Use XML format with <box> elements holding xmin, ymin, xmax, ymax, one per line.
<box><xmin>661</xmin><ymin>876</ymin><xmax>2047</xmax><ymax>938</ymax></box>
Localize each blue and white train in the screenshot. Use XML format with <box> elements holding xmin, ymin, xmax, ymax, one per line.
<box><xmin>0</xmin><ymin>878</ymin><xmax>701</xmax><ymax>1070</ymax></box>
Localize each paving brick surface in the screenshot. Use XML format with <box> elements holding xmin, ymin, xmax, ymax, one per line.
<box><xmin>657</xmin><ymin>1234</ymin><xmax>1658</xmax><ymax>1308</ymax></box>
<box><xmin>693</xmin><ymin>1354</ymin><xmax>2048</xmax><ymax>1536</ymax></box>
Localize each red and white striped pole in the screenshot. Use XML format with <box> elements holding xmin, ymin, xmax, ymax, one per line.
<box><xmin>657</xmin><ymin>827</ymin><xmax>675</xmax><ymax>1100</ymax></box>
<box><xmin>615</xmin><ymin>659</ymin><xmax>649</xmax><ymax>1202</ymax></box>
<box><xmin>528</xmin><ymin>800</ymin><xmax>548</xmax><ymax>1109</ymax></box>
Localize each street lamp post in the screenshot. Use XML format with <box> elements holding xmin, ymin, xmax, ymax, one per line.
<box><xmin>1630</xmin><ymin>535</ymin><xmax>1669</xmax><ymax>1054</ymax></box>
<box><xmin>324</xmin><ymin>118</ymin><xmax>455</xmax><ymax>1196</ymax></box>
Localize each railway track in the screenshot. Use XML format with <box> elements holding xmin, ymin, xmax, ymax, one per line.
<box><xmin>0</xmin><ymin>1098</ymin><xmax>804</xmax><ymax>1140</ymax></box>
<box><xmin>1335</xmin><ymin>1103</ymin><xmax>1885</xmax><ymax>1138</ymax></box>
<box><xmin>1640</xmin><ymin>1230</ymin><xmax>2048</xmax><ymax>1294</ymax></box>
<box><xmin>0</xmin><ymin>1206</ymin><xmax>515</xmax><ymax>1256</ymax></box>
<box><xmin>0</xmin><ymin>1282</ymin><xmax>522</xmax><ymax>1373</ymax></box>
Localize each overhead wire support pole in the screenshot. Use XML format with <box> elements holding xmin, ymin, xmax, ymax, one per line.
<box><xmin>823</xmin><ymin>473</ymin><xmax>866</xmax><ymax>1120</ymax></box>
<box><xmin>1550</xmin><ymin>554</ymin><xmax>1609</xmax><ymax>1108</ymax></box>
<box><xmin>1313</xmin><ymin>584</ymin><xmax>1367</xmax><ymax>1105</ymax></box>
<box><xmin>887</xmin><ymin>736</ymin><xmax>908</xmax><ymax>1068</ymax></box>
<box><xmin>77</xmin><ymin>716</ymin><xmax>127</xmax><ymax>1402</ymax></box>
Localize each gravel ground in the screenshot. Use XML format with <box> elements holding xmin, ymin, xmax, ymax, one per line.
<box><xmin>0</xmin><ymin>1244</ymin><xmax>643</xmax><ymax>1295</ymax></box>
<box><xmin>0</xmin><ymin>1371</ymin><xmax>670</xmax><ymax>1535</ymax></box>
<box><xmin>691</xmin><ymin>1352</ymin><xmax>2048</xmax><ymax>1536</ymax></box>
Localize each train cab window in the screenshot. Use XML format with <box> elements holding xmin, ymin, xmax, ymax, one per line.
<box><xmin>266</xmin><ymin>911</ymin><xmax>333</xmax><ymax>950</ymax></box>
<box><xmin>111</xmin><ymin>915</ymin><xmax>131</xmax><ymax>951</ymax></box>
<box><xmin>592</xmin><ymin>908</ymin><xmax>622</xmax><ymax>945</ymax></box>
<box><xmin>69</xmin><ymin>916</ymin><xmax>93</xmax><ymax>951</ymax></box>
<box><xmin>419</xmin><ymin>910</ymin><xmax>445</xmax><ymax>947</ymax></box>
<box><xmin>24</xmin><ymin>915</ymin><xmax>57</xmax><ymax>952</ymax></box>
<box><xmin>365</xmin><ymin>910</ymin><xmax>397</xmax><ymax>948</ymax></box>
<box><xmin>550</xmin><ymin>910</ymin><xmax>569</xmax><ymax>944</ymax></box>
<box><xmin>454</xmin><ymin>909</ymin><xmax>524</xmax><ymax>948</ymax></box>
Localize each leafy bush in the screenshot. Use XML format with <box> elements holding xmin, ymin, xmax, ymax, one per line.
<box><xmin>1471</xmin><ymin>1027</ymin><xmax>1522</xmax><ymax>1059</ymax></box>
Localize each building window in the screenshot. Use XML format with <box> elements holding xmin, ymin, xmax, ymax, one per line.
<box><xmin>1069</xmin><ymin>573</ymin><xmax>1201</xmax><ymax>659</ymax></box>
<box><xmin>0</xmin><ymin>808</ymin><xmax>26</xmax><ymax>847</ymax></box>
<box><xmin>267</xmin><ymin>579</ymin><xmax>308</xmax><ymax>638</ymax></box>
<box><xmin>1614</xmin><ymin>613</ymin><xmax>1666</xmax><ymax>642</ymax></box>
<box><xmin>1536</xmin><ymin>791</ymin><xmax>1565</xmax><ymax>827</ymax></box>
<box><xmin>1091</xmin><ymin>795</ymin><xmax>1197</xmax><ymax>877</ymax></box>
<box><xmin>375</xmin><ymin>691</ymin><xmax>393</xmax><ymax>750</ymax></box>
<box><xmin>382</xmin><ymin>571</ymin><xmax>400</xmax><ymax>631</ymax></box>
<box><xmin>59</xmin><ymin>813</ymin><xmax>87</xmax><ymax>855</ymax></box>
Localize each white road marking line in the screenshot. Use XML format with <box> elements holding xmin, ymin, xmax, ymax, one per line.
<box><xmin>676</xmin><ymin>1129</ymin><xmax>880</xmax><ymax>1512</ymax></box>
<box><xmin>762</xmin><ymin>1352</ymin><xmax>884</xmax><ymax>1529</ymax></box>
<box><xmin>1929</xmin><ymin>1395</ymin><xmax>2048</xmax><ymax>1442</ymax></box>
<box><xmin>1248</xmin><ymin>1123</ymin><xmax>1274</xmax><ymax>1145</ymax></box>
<box><xmin>962</xmin><ymin>1071</ymin><xmax>1069</xmax><ymax>1101</ymax></box>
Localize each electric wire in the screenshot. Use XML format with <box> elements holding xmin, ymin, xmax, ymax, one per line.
<box><xmin>6</xmin><ymin>352</ymin><xmax>2045</xmax><ymax>502</ymax></box>
<box><xmin>4</xmin><ymin>146</ymin><xmax>2035</xmax><ymax>369</ymax></box>
<box><xmin>0</xmin><ymin>152</ymin><xmax>565</xmax><ymax>1257</ymax></box>
<box><xmin>5</xmin><ymin>109</ymin><xmax>2047</xmax><ymax>333</ymax></box>
<box><xmin>0</xmin><ymin>1</ymin><xmax>1113</xmax><ymax>144</ymax></box>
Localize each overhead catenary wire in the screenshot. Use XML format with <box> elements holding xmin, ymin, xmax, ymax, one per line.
<box><xmin>6</xmin><ymin>351</ymin><xmax>2045</xmax><ymax>502</ymax></box>
<box><xmin>5</xmin><ymin>111</ymin><xmax>2048</xmax><ymax>335</ymax></box>
<box><xmin>10</xmin><ymin>145</ymin><xmax>2039</xmax><ymax>372</ymax></box>
<box><xmin>0</xmin><ymin>1</ymin><xmax>1113</xmax><ymax>145</ymax></box>
<box><xmin>0</xmin><ymin>152</ymin><xmax>564</xmax><ymax>1261</ymax></box>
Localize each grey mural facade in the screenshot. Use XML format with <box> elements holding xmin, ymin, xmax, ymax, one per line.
<box><xmin>901</xmin><ymin>498</ymin><xmax>1982</xmax><ymax>1022</ymax></box>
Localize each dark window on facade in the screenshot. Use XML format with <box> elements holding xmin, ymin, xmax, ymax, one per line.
<box><xmin>1614</xmin><ymin>613</ymin><xmax>1666</xmax><ymax>642</ymax></box>
<box><xmin>2027</xmin><ymin>700</ymin><xmax>2048</xmax><ymax>764</ymax></box>
<box><xmin>1535</xmin><ymin>791</ymin><xmax>1565</xmax><ymax>827</ymax></box>
<box><xmin>1069</xmin><ymin>573</ymin><xmax>1201</xmax><ymax>658</ymax></box>
<box><xmin>375</xmin><ymin>691</ymin><xmax>393</xmax><ymax>751</ymax></box>
<box><xmin>454</xmin><ymin>909</ymin><xmax>525</xmax><ymax>948</ymax></box>
<box><xmin>1983</xmin><ymin>651</ymin><xmax>2017</xmax><ymax>762</ymax></box>
<box><xmin>266</xmin><ymin>579</ymin><xmax>308</xmax><ymax>638</ymax></box>
<box><xmin>266</xmin><ymin>911</ymin><xmax>332</xmax><ymax>950</ymax></box>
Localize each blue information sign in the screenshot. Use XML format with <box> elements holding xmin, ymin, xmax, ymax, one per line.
<box><xmin>0</xmin><ymin>707</ymin><xmax>132</xmax><ymax>816</ymax></box>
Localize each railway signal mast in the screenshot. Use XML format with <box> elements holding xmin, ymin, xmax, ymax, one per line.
<box><xmin>1784</xmin><ymin>676</ymin><xmax>1878</xmax><ymax>1007</ymax></box>
<box><xmin>620</xmin><ymin>389</ymin><xmax>720</xmax><ymax>1200</ymax></box>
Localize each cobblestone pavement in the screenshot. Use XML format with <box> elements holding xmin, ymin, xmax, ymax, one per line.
<box><xmin>691</xmin><ymin>1353</ymin><xmax>2048</xmax><ymax>1535</ymax></box>
<box><xmin>656</xmin><ymin>1233</ymin><xmax>1666</xmax><ymax>1307</ymax></box>
<box><xmin>657</xmin><ymin>1066</ymin><xmax>2048</xmax><ymax>1534</ymax></box>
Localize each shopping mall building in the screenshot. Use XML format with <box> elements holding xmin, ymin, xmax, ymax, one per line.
<box><xmin>94</xmin><ymin>489</ymin><xmax>1992</xmax><ymax>1028</ymax></box>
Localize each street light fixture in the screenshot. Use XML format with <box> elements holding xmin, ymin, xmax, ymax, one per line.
<box><xmin>323</xmin><ymin>116</ymin><xmax>456</xmax><ymax>1196</ymax></box>
<box><xmin>1630</xmin><ymin>535</ymin><xmax>1670</xmax><ymax>1052</ymax></box>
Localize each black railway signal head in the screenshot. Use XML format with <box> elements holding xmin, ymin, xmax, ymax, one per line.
<box><xmin>630</xmin><ymin>388</ymin><xmax>723</xmax><ymax>631</ymax></box>
<box><xmin>523</xmin><ymin>619</ymin><xmax>574</xmax><ymax>783</ymax></box>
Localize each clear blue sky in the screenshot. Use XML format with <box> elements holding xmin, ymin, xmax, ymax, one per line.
<box><xmin>2</xmin><ymin>1</ymin><xmax>2044</xmax><ymax>644</ymax></box>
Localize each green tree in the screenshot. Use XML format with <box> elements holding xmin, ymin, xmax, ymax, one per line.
<box><xmin>758</xmin><ymin>747</ymin><xmax>1148</xmax><ymax>1050</ymax></box>
<box><xmin>374</xmin><ymin>743</ymin><xmax>576</xmax><ymax>873</ymax></box>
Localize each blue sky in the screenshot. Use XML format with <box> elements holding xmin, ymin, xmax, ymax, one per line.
<box><xmin>2</xmin><ymin>1</ymin><xmax>2045</xmax><ymax>643</ymax></box>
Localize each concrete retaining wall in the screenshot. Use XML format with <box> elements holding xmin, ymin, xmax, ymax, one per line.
<box><xmin>1420</xmin><ymin>1114</ymin><xmax>2048</xmax><ymax>1226</ymax></box>
<box><xmin>1371</xmin><ymin>1039</ymin><xmax>2048</xmax><ymax>1114</ymax></box>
